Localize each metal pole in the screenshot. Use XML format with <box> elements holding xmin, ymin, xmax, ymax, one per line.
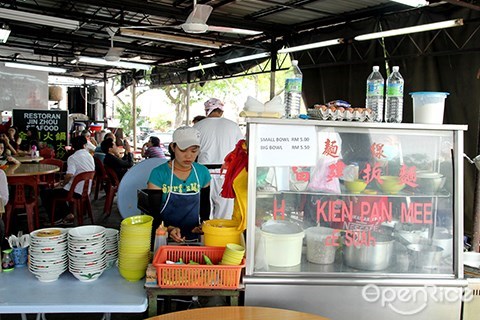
<box><xmin>270</xmin><ymin>39</ymin><xmax>277</xmax><ymax>100</ymax></box>
<box><xmin>132</xmin><ymin>79</ymin><xmax>137</xmax><ymax>150</ymax></box>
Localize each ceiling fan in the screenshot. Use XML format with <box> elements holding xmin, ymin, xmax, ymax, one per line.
<box><xmin>104</xmin><ymin>27</ymin><xmax>125</xmax><ymax>62</ymax></box>
<box><xmin>120</xmin><ymin>0</ymin><xmax>262</xmax><ymax>36</ymax></box>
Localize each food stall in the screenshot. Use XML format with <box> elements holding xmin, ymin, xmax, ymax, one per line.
<box><xmin>244</xmin><ymin>118</ymin><xmax>467</xmax><ymax>320</ymax></box>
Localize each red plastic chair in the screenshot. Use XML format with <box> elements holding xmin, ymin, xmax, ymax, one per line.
<box><xmin>50</xmin><ymin>171</ymin><xmax>95</xmax><ymax>226</ymax></box>
<box><xmin>39</xmin><ymin>158</ymin><xmax>65</xmax><ymax>189</ymax></box>
<box><xmin>103</xmin><ymin>166</ymin><xmax>119</xmax><ymax>217</ymax></box>
<box><xmin>4</xmin><ymin>176</ymin><xmax>39</xmax><ymax>235</ymax></box>
<box><xmin>93</xmin><ymin>156</ymin><xmax>109</xmax><ymax>200</ymax></box>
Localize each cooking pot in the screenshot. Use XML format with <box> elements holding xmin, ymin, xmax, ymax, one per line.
<box><xmin>407</xmin><ymin>244</ymin><xmax>443</xmax><ymax>269</ymax></box>
<box><xmin>343</xmin><ymin>233</ymin><xmax>394</xmax><ymax>271</ymax></box>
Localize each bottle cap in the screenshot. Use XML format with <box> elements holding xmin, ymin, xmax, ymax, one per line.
<box><xmin>156</xmin><ymin>222</ymin><xmax>167</xmax><ymax>235</ymax></box>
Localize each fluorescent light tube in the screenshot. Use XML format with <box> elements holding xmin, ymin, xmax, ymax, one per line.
<box><xmin>78</xmin><ymin>56</ymin><xmax>150</xmax><ymax>70</ymax></box>
<box><xmin>0</xmin><ymin>8</ymin><xmax>79</xmax><ymax>30</ymax></box>
<box><xmin>5</xmin><ymin>62</ymin><xmax>66</xmax><ymax>73</ymax></box>
<box><xmin>120</xmin><ymin>28</ymin><xmax>222</xmax><ymax>49</ymax></box>
<box><xmin>225</xmin><ymin>52</ymin><xmax>270</xmax><ymax>64</ymax></box>
<box><xmin>0</xmin><ymin>25</ymin><xmax>10</xmax><ymax>43</ymax></box>
<box><xmin>187</xmin><ymin>62</ymin><xmax>218</xmax><ymax>72</ymax></box>
<box><xmin>355</xmin><ymin>19</ymin><xmax>464</xmax><ymax>41</ymax></box>
<box><xmin>278</xmin><ymin>38</ymin><xmax>343</xmax><ymax>53</ymax></box>
<box><xmin>390</xmin><ymin>0</ymin><xmax>428</xmax><ymax>7</ymax></box>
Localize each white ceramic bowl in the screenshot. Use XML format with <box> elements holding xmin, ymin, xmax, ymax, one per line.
<box><xmin>69</xmin><ymin>226</ymin><xmax>106</xmax><ymax>239</ymax></box>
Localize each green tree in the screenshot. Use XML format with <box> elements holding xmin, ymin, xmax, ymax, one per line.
<box><xmin>116</xmin><ymin>102</ymin><xmax>144</xmax><ymax>137</ymax></box>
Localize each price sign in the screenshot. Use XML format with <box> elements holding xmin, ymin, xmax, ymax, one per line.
<box><xmin>256</xmin><ymin>124</ymin><xmax>317</xmax><ymax>166</ymax></box>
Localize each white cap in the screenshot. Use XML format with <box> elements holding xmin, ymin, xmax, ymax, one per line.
<box><xmin>172</xmin><ymin>126</ymin><xmax>201</xmax><ymax>150</ymax></box>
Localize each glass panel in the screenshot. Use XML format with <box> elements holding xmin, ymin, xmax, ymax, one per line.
<box><xmin>252</xmin><ymin>124</ymin><xmax>454</xmax><ymax>276</ymax></box>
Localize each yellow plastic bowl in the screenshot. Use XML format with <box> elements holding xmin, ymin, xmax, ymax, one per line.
<box><xmin>344</xmin><ymin>179</ymin><xmax>367</xmax><ymax>194</ymax></box>
<box><xmin>119</xmin><ymin>267</ymin><xmax>146</xmax><ymax>282</ymax></box>
<box><xmin>378</xmin><ymin>176</ymin><xmax>405</xmax><ymax>194</ymax></box>
<box><xmin>121</xmin><ymin>215</ymin><xmax>153</xmax><ymax>227</ymax></box>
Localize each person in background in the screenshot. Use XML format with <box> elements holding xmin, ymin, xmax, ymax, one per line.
<box><xmin>141</xmin><ymin>136</ymin><xmax>166</xmax><ymax>159</ymax></box>
<box><xmin>0</xmin><ymin>133</ymin><xmax>18</xmax><ymax>156</ymax></box>
<box><xmin>148</xmin><ymin>126</ymin><xmax>211</xmax><ymax>242</ymax></box>
<box><xmin>38</xmin><ymin>142</ymin><xmax>56</xmax><ymax>159</ymax></box>
<box><xmin>192</xmin><ymin>115</ymin><xmax>206</xmax><ymax>125</ymax></box>
<box><xmin>41</xmin><ymin>136</ymin><xmax>95</xmax><ymax>224</ymax></box>
<box><xmin>81</xmin><ymin>129</ymin><xmax>97</xmax><ymax>153</ymax></box>
<box><xmin>0</xmin><ymin>168</ymin><xmax>8</xmax><ymax>249</ymax></box>
<box><xmin>101</xmin><ymin>137</ymin><xmax>134</xmax><ymax>181</ymax></box>
<box><xmin>94</xmin><ymin>132</ymin><xmax>116</xmax><ymax>162</ymax></box>
<box><xmin>193</xmin><ymin>98</ymin><xmax>244</xmax><ymax>220</ymax></box>
<box><xmin>19</xmin><ymin>127</ymin><xmax>39</xmax><ymax>152</ymax></box>
<box><xmin>7</xmin><ymin>126</ymin><xmax>21</xmax><ymax>153</ymax></box>
<box><xmin>0</xmin><ymin>140</ymin><xmax>20</xmax><ymax>164</ymax></box>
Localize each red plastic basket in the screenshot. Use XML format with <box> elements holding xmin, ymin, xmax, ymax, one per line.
<box><xmin>153</xmin><ymin>246</ymin><xmax>245</xmax><ymax>289</ymax></box>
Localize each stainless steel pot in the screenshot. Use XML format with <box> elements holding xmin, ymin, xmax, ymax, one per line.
<box><xmin>343</xmin><ymin>233</ymin><xmax>394</xmax><ymax>271</ymax></box>
<box><xmin>407</xmin><ymin>244</ymin><xmax>443</xmax><ymax>269</ymax></box>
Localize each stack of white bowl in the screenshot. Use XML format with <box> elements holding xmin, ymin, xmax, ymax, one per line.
<box><xmin>105</xmin><ymin>228</ymin><xmax>119</xmax><ymax>268</ymax></box>
<box><xmin>29</xmin><ymin>228</ymin><xmax>68</xmax><ymax>282</ymax></box>
<box><xmin>118</xmin><ymin>215</ymin><xmax>153</xmax><ymax>282</ymax></box>
<box><xmin>68</xmin><ymin>225</ymin><xmax>107</xmax><ymax>282</ymax></box>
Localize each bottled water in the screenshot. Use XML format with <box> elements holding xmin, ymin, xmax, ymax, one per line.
<box><xmin>284</xmin><ymin>60</ymin><xmax>303</xmax><ymax>118</ymax></box>
<box><xmin>365</xmin><ymin>66</ymin><xmax>384</xmax><ymax>122</ymax></box>
<box><xmin>385</xmin><ymin>66</ymin><xmax>404</xmax><ymax>123</ymax></box>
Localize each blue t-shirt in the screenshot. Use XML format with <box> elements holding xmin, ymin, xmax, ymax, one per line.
<box><xmin>148</xmin><ymin>162</ymin><xmax>211</xmax><ymax>203</ymax></box>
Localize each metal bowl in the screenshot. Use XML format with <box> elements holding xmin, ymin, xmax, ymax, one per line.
<box><xmin>343</xmin><ymin>233</ymin><xmax>394</xmax><ymax>271</ymax></box>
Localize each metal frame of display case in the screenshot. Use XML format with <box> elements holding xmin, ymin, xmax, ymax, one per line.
<box><xmin>244</xmin><ymin>118</ymin><xmax>468</xmax><ymax>320</ymax></box>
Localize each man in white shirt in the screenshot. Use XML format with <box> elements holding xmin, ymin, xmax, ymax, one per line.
<box><xmin>41</xmin><ymin>136</ymin><xmax>95</xmax><ymax>224</ymax></box>
<box><xmin>194</xmin><ymin>98</ymin><xmax>244</xmax><ymax>220</ymax></box>
<box><xmin>0</xmin><ymin>169</ymin><xmax>8</xmax><ymax>243</ymax></box>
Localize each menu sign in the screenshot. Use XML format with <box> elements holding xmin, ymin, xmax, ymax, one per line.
<box><xmin>13</xmin><ymin>109</ymin><xmax>68</xmax><ymax>159</ymax></box>
<box><xmin>256</xmin><ymin>124</ymin><xmax>317</xmax><ymax>166</ymax></box>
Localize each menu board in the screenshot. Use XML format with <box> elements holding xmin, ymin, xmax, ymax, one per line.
<box><xmin>12</xmin><ymin>109</ymin><xmax>68</xmax><ymax>159</ymax></box>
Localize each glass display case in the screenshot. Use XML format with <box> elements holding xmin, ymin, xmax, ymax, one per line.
<box><xmin>244</xmin><ymin>119</ymin><xmax>468</xmax><ymax>320</ymax></box>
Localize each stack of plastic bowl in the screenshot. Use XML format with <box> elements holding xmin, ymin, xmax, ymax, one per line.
<box><xmin>118</xmin><ymin>215</ymin><xmax>153</xmax><ymax>282</ymax></box>
<box><xmin>220</xmin><ymin>243</ymin><xmax>245</xmax><ymax>265</ymax></box>
<box><xmin>29</xmin><ymin>228</ymin><xmax>68</xmax><ymax>282</ymax></box>
<box><xmin>105</xmin><ymin>228</ymin><xmax>119</xmax><ymax>268</ymax></box>
<box><xmin>68</xmin><ymin>225</ymin><xmax>107</xmax><ymax>282</ymax></box>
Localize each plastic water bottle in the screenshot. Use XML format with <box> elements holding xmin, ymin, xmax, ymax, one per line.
<box><xmin>30</xmin><ymin>145</ymin><xmax>37</xmax><ymax>158</ymax></box>
<box><xmin>153</xmin><ymin>222</ymin><xmax>168</xmax><ymax>257</ymax></box>
<box><xmin>385</xmin><ymin>66</ymin><xmax>404</xmax><ymax>123</ymax></box>
<box><xmin>284</xmin><ymin>60</ymin><xmax>303</xmax><ymax>118</ymax></box>
<box><xmin>365</xmin><ymin>66</ymin><xmax>384</xmax><ymax>122</ymax></box>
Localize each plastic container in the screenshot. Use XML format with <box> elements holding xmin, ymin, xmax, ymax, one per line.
<box><xmin>305</xmin><ymin>226</ymin><xmax>337</xmax><ymax>264</ymax></box>
<box><xmin>153</xmin><ymin>246</ymin><xmax>245</xmax><ymax>289</ymax></box>
<box><xmin>89</xmin><ymin>124</ymin><xmax>103</xmax><ymax>132</ymax></box>
<box><xmin>202</xmin><ymin>219</ymin><xmax>243</xmax><ymax>247</ymax></box>
<box><xmin>410</xmin><ymin>92</ymin><xmax>449</xmax><ymax>124</ymax></box>
<box><xmin>284</xmin><ymin>60</ymin><xmax>303</xmax><ymax>119</ymax></box>
<box><xmin>261</xmin><ymin>220</ymin><xmax>304</xmax><ymax>267</ymax></box>
<box><xmin>385</xmin><ymin>66</ymin><xmax>404</xmax><ymax>123</ymax></box>
<box><xmin>365</xmin><ymin>66</ymin><xmax>384</xmax><ymax>122</ymax></box>
<box><xmin>153</xmin><ymin>222</ymin><xmax>168</xmax><ymax>256</ymax></box>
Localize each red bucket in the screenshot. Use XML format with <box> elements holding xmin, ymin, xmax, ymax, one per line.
<box><xmin>89</xmin><ymin>124</ymin><xmax>103</xmax><ymax>132</ymax></box>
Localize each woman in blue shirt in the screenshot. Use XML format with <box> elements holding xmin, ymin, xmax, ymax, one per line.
<box><xmin>148</xmin><ymin>126</ymin><xmax>211</xmax><ymax>242</ymax></box>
